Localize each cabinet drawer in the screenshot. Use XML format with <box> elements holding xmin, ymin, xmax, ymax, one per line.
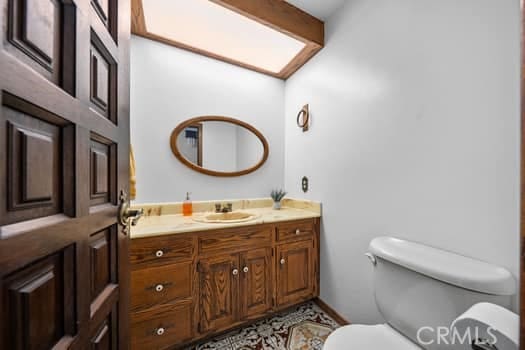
<box><xmin>199</xmin><ymin>228</ymin><xmax>272</xmax><ymax>255</ymax></box>
<box><xmin>276</xmin><ymin>219</ymin><xmax>314</xmax><ymax>242</ymax></box>
<box><xmin>131</xmin><ymin>262</ymin><xmax>192</xmax><ymax>311</ymax></box>
<box><xmin>131</xmin><ymin>303</ymin><xmax>192</xmax><ymax>350</ymax></box>
<box><xmin>130</xmin><ymin>235</ymin><xmax>194</xmax><ymax>268</ymax></box>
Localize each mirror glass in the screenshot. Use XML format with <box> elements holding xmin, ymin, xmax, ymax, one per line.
<box><xmin>170</xmin><ymin>117</ymin><xmax>268</xmax><ymax>177</ymax></box>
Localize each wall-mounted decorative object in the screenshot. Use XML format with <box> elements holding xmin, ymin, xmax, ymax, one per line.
<box><xmin>170</xmin><ymin>116</ymin><xmax>269</xmax><ymax>177</ymax></box>
<box><xmin>297</xmin><ymin>104</ymin><xmax>310</xmax><ymax>132</ymax></box>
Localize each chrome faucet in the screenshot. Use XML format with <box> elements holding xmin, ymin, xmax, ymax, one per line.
<box><xmin>215</xmin><ymin>203</ymin><xmax>233</xmax><ymax>213</ymax></box>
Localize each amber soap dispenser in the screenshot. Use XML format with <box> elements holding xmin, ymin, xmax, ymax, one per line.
<box><xmin>182</xmin><ymin>192</ymin><xmax>193</xmax><ymax>216</ymax></box>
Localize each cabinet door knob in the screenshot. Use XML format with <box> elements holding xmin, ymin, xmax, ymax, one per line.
<box><xmin>280</xmin><ymin>258</ymin><xmax>286</xmax><ymax>265</ymax></box>
<box><xmin>232</xmin><ymin>268</ymin><xmax>239</xmax><ymax>276</ymax></box>
<box><xmin>155</xmin><ymin>250</ymin><xmax>164</xmax><ymax>257</ymax></box>
<box><xmin>156</xmin><ymin>327</ymin><xmax>165</xmax><ymax>336</ymax></box>
<box><xmin>243</xmin><ymin>266</ymin><xmax>249</xmax><ymax>273</ymax></box>
<box><xmin>155</xmin><ymin>284</ymin><xmax>164</xmax><ymax>292</ymax></box>
<box><xmin>295</xmin><ymin>229</ymin><xmax>301</xmax><ymax>235</ymax></box>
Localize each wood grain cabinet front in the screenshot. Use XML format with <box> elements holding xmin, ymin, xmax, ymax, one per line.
<box><xmin>197</xmin><ymin>247</ymin><xmax>273</xmax><ymax>334</ymax></box>
<box><xmin>130</xmin><ymin>218</ymin><xmax>320</xmax><ymax>349</ymax></box>
<box><xmin>276</xmin><ymin>240</ymin><xmax>315</xmax><ymax>307</ymax></box>
<box><xmin>276</xmin><ymin>219</ymin><xmax>315</xmax><ymax>242</ymax></box>
<box><xmin>130</xmin><ymin>235</ymin><xmax>194</xmax><ymax>268</ymax></box>
<box><xmin>131</xmin><ymin>303</ymin><xmax>193</xmax><ymax>350</ymax></box>
<box><xmin>131</xmin><ymin>261</ymin><xmax>192</xmax><ymax>311</ymax></box>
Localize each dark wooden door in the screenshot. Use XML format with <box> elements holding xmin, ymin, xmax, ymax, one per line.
<box><xmin>198</xmin><ymin>254</ymin><xmax>239</xmax><ymax>333</ymax></box>
<box><xmin>0</xmin><ymin>0</ymin><xmax>131</xmax><ymax>348</ymax></box>
<box><xmin>276</xmin><ymin>241</ymin><xmax>314</xmax><ymax>306</ymax></box>
<box><xmin>240</xmin><ymin>248</ymin><xmax>272</xmax><ymax>319</ymax></box>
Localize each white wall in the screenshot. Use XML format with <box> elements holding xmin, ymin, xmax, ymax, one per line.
<box><xmin>131</xmin><ymin>36</ymin><xmax>285</xmax><ymax>202</ymax></box>
<box><xmin>284</xmin><ymin>0</ymin><xmax>521</xmax><ymax>322</ymax></box>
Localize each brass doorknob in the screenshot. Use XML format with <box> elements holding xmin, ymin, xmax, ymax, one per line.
<box><xmin>118</xmin><ymin>190</ymin><xmax>144</xmax><ymax>227</ymax></box>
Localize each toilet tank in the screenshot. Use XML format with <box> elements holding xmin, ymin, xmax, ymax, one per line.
<box><xmin>369</xmin><ymin>237</ymin><xmax>516</xmax><ymax>350</ymax></box>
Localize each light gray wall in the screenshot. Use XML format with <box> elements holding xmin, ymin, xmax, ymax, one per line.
<box><xmin>284</xmin><ymin>0</ymin><xmax>521</xmax><ymax>322</ymax></box>
<box><xmin>131</xmin><ymin>36</ymin><xmax>285</xmax><ymax>202</ymax></box>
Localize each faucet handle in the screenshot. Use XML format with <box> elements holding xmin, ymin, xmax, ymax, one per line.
<box><xmin>226</xmin><ymin>203</ymin><xmax>233</xmax><ymax>211</ymax></box>
<box><xmin>215</xmin><ymin>203</ymin><xmax>222</xmax><ymax>212</ymax></box>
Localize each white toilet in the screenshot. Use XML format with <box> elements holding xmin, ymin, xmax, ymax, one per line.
<box><xmin>323</xmin><ymin>237</ymin><xmax>517</xmax><ymax>350</ymax></box>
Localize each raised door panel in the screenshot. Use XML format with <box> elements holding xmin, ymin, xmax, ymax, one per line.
<box><xmin>89</xmin><ymin>226</ymin><xmax>118</xmax><ymax>303</ymax></box>
<box><xmin>240</xmin><ymin>248</ymin><xmax>272</xmax><ymax>319</ymax></box>
<box><xmin>198</xmin><ymin>254</ymin><xmax>239</xmax><ymax>333</ymax></box>
<box><xmin>2</xmin><ymin>247</ymin><xmax>76</xmax><ymax>350</ymax></box>
<box><xmin>90</xmin><ymin>305</ymin><xmax>118</xmax><ymax>350</ymax></box>
<box><xmin>90</xmin><ymin>134</ymin><xmax>116</xmax><ymax>207</ymax></box>
<box><xmin>91</xmin><ymin>0</ymin><xmax>117</xmax><ymax>41</ymax></box>
<box><xmin>90</xmin><ymin>35</ymin><xmax>117</xmax><ymax>123</ymax></box>
<box><xmin>0</xmin><ymin>95</ymin><xmax>71</xmax><ymax>227</ymax></box>
<box><xmin>5</xmin><ymin>0</ymin><xmax>76</xmax><ymax>93</ymax></box>
<box><xmin>276</xmin><ymin>240</ymin><xmax>314</xmax><ymax>306</ymax></box>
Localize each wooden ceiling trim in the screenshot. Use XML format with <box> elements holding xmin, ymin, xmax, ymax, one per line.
<box><xmin>131</xmin><ymin>0</ymin><xmax>146</xmax><ymax>33</ymax></box>
<box><xmin>209</xmin><ymin>0</ymin><xmax>324</xmax><ymax>46</ymax></box>
<box><xmin>130</xmin><ymin>0</ymin><xmax>325</xmax><ymax>80</ymax></box>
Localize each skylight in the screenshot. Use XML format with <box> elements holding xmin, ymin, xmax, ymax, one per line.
<box><xmin>142</xmin><ymin>0</ymin><xmax>307</xmax><ymax>74</ymax></box>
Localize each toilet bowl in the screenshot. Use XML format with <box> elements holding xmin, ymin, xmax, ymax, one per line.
<box><xmin>325</xmin><ymin>324</ymin><xmax>421</xmax><ymax>349</ymax></box>
<box><xmin>323</xmin><ymin>237</ymin><xmax>516</xmax><ymax>350</ymax></box>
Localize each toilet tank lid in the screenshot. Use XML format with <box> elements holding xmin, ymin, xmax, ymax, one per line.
<box><xmin>369</xmin><ymin>237</ymin><xmax>516</xmax><ymax>296</ymax></box>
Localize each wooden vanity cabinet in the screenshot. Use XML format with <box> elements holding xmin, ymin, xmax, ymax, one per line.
<box><xmin>198</xmin><ymin>247</ymin><xmax>273</xmax><ymax>333</ymax></box>
<box><xmin>130</xmin><ymin>217</ymin><xmax>319</xmax><ymax>350</ymax></box>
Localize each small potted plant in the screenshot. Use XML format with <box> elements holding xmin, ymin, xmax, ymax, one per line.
<box><xmin>270</xmin><ymin>189</ymin><xmax>287</xmax><ymax>210</ymax></box>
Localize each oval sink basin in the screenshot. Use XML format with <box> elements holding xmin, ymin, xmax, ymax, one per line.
<box><xmin>193</xmin><ymin>211</ymin><xmax>259</xmax><ymax>224</ymax></box>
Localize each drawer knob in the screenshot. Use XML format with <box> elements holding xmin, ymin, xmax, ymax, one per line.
<box><xmin>155</xmin><ymin>250</ymin><xmax>164</xmax><ymax>257</ymax></box>
<box><xmin>155</xmin><ymin>284</ymin><xmax>164</xmax><ymax>292</ymax></box>
<box><xmin>243</xmin><ymin>266</ymin><xmax>249</xmax><ymax>273</ymax></box>
<box><xmin>156</xmin><ymin>328</ymin><xmax>165</xmax><ymax>336</ymax></box>
<box><xmin>232</xmin><ymin>268</ymin><xmax>239</xmax><ymax>276</ymax></box>
<box><xmin>295</xmin><ymin>229</ymin><xmax>301</xmax><ymax>235</ymax></box>
<box><xmin>280</xmin><ymin>258</ymin><xmax>286</xmax><ymax>265</ymax></box>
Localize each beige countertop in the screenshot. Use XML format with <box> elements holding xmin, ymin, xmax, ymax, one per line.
<box><xmin>130</xmin><ymin>198</ymin><xmax>321</xmax><ymax>239</ymax></box>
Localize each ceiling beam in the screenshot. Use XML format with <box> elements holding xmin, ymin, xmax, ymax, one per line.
<box><xmin>210</xmin><ymin>0</ymin><xmax>324</xmax><ymax>47</ymax></box>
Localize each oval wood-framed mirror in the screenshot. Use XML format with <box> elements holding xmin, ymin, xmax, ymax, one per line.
<box><xmin>170</xmin><ymin>116</ymin><xmax>269</xmax><ymax>177</ymax></box>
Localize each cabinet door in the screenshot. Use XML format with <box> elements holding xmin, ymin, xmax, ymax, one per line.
<box><xmin>198</xmin><ymin>254</ymin><xmax>239</xmax><ymax>333</ymax></box>
<box><xmin>240</xmin><ymin>248</ymin><xmax>272</xmax><ymax>319</ymax></box>
<box><xmin>276</xmin><ymin>240</ymin><xmax>314</xmax><ymax>306</ymax></box>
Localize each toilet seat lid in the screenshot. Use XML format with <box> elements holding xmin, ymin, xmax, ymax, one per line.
<box><xmin>324</xmin><ymin>324</ymin><xmax>422</xmax><ymax>349</ymax></box>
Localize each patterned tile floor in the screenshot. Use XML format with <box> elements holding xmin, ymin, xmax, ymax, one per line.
<box><xmin>183</xmin><ymin>302</ymin><xmax>342</xmax><ymax>350</ymax></box>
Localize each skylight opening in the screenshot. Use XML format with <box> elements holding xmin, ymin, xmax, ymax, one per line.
<box><xmin>142</xmin><ymin>0</ymin><xmax>307</xmax><ymax>74</ymax></box>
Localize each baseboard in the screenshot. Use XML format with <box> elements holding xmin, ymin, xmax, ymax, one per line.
<box><xmin>314</xmin><ymin>298</ymin><xmax>350</xmax><ymax>325</ymax></box>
